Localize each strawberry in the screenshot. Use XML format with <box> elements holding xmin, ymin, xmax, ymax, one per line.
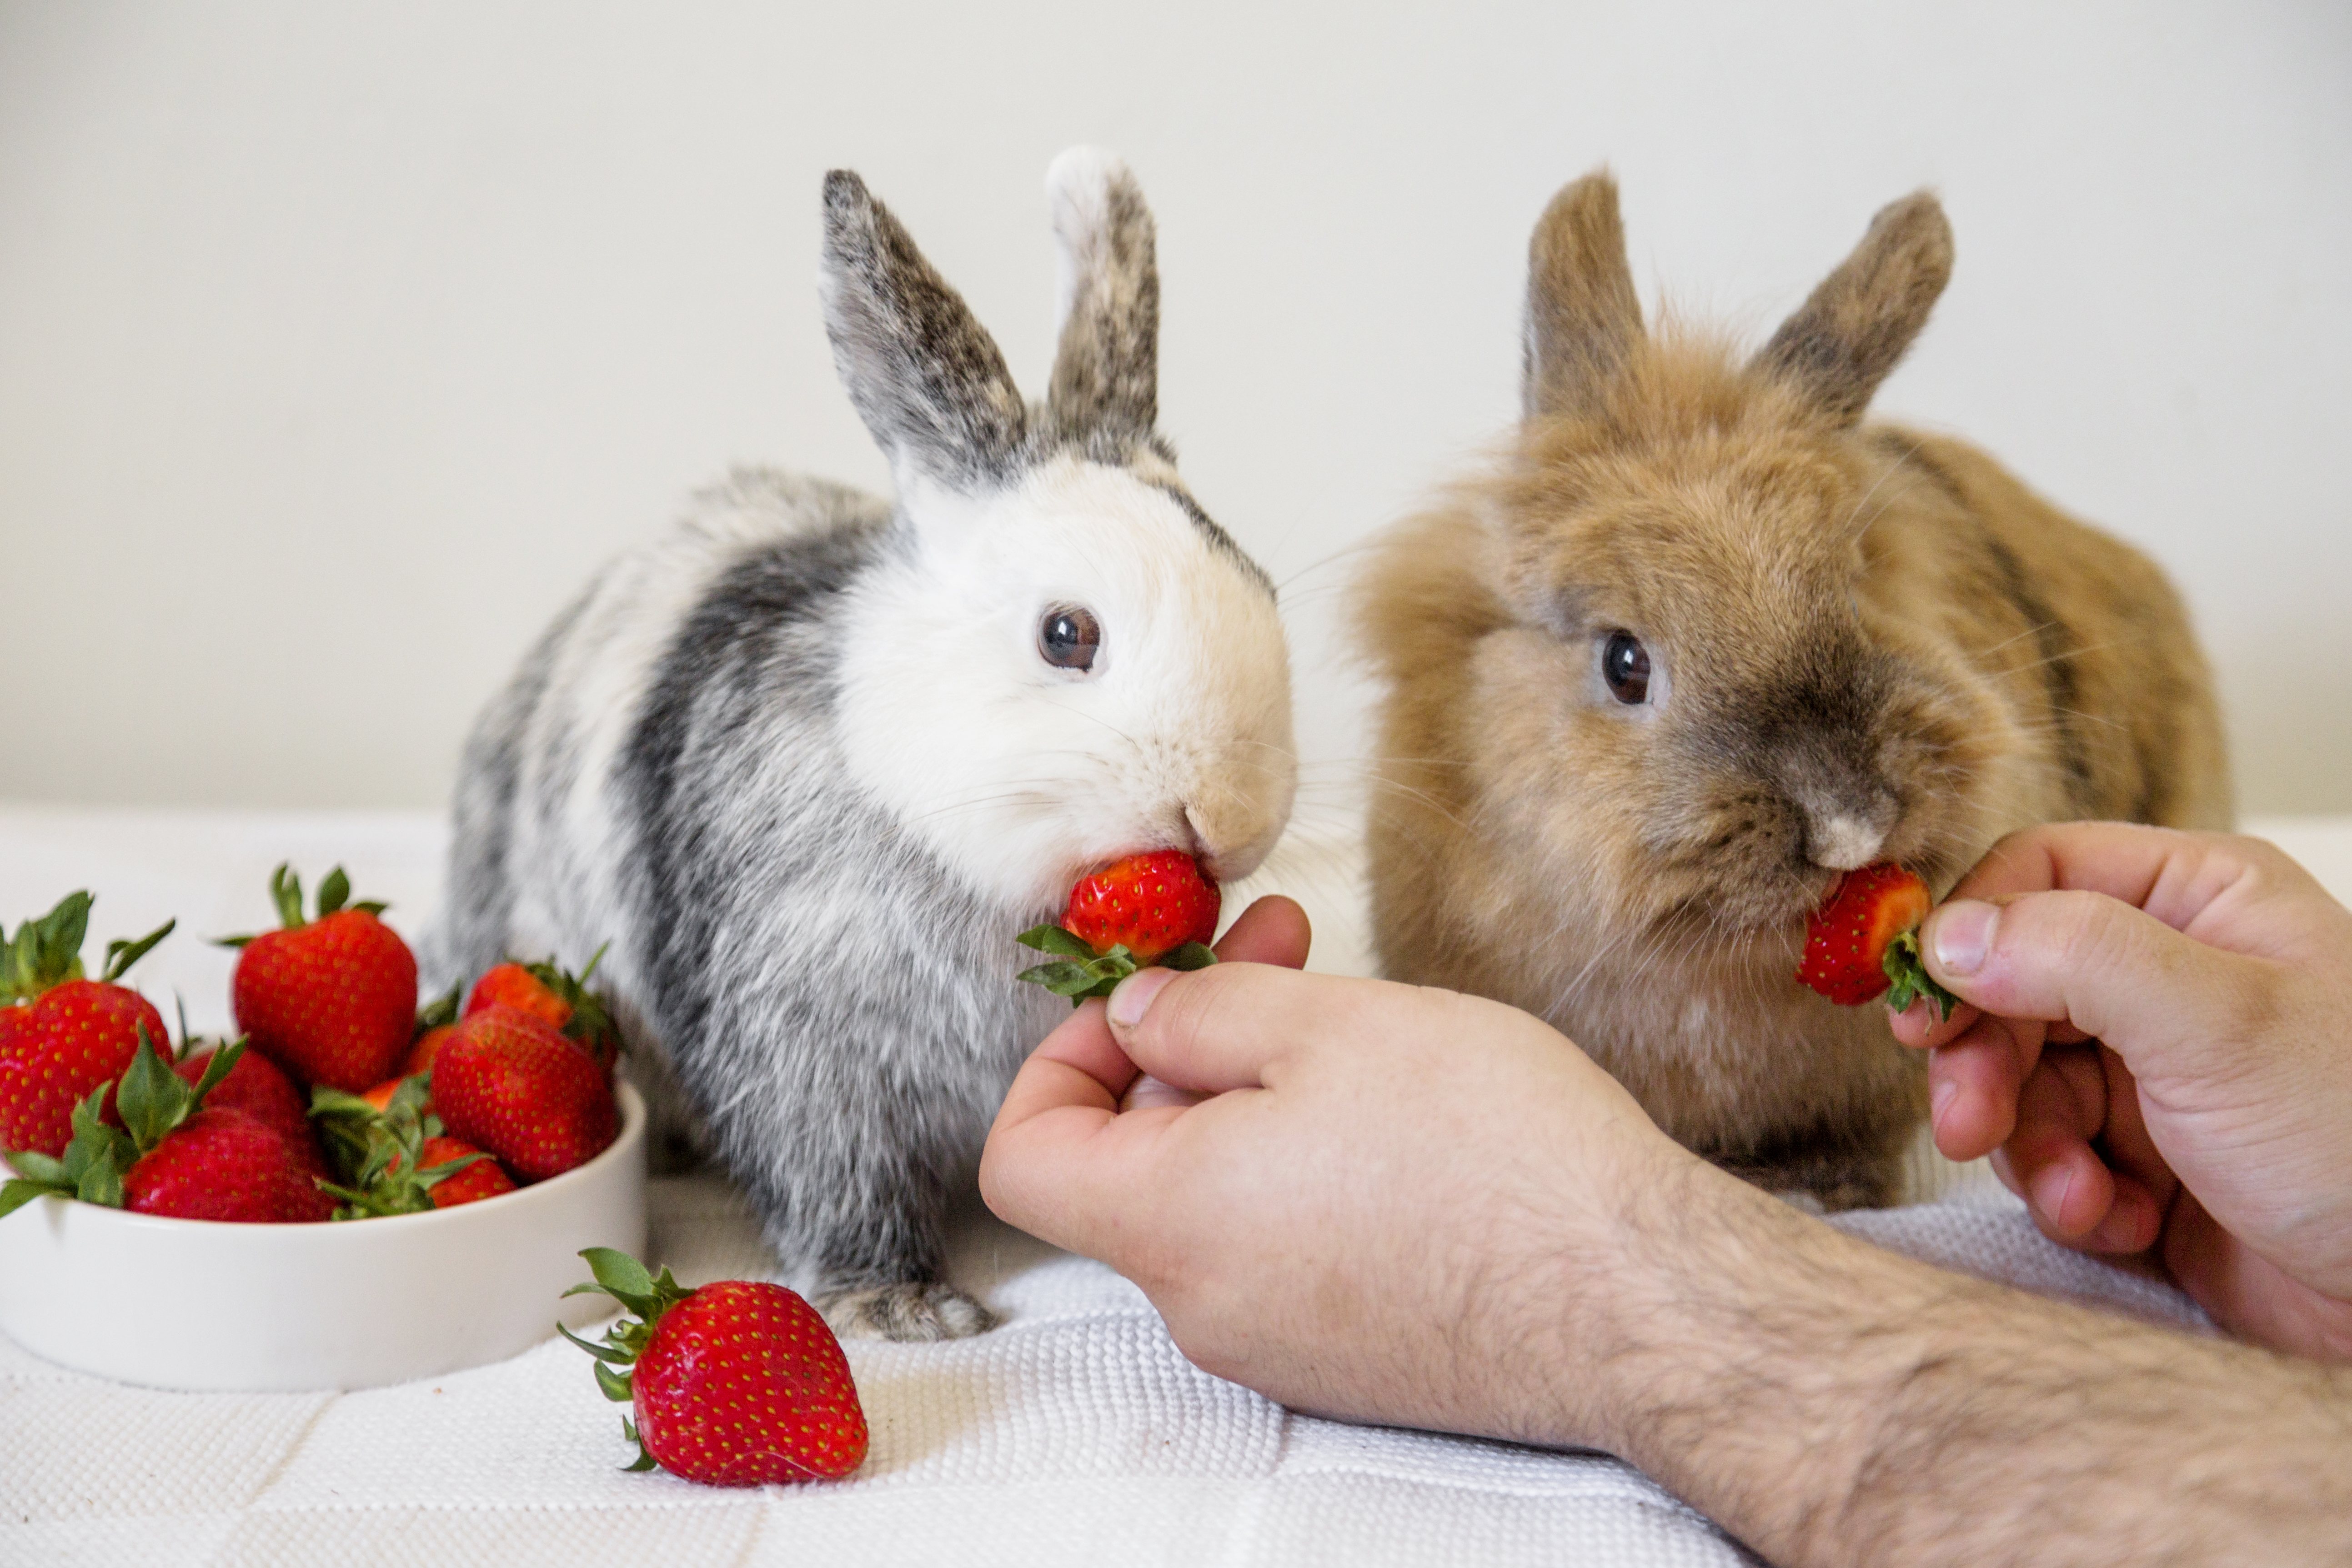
<box><xmin>1</xmin><ymin>1035</ymin><xmax>330</xmax><ymax>1223</ymax></box>
<box><xmin>176</xmin><ymin>1043</ymin><xmax>331</xmax><ymax>1178</ymax></box>
<box><xmin>1016</xmin><ymin>851</ymin><xmax>1221</xmax><ymax>1004</ymax></box>
<box><xmin>0</xmin><ymin>892</ymin><xmax>175</xmax><ymax>1157</ymax></box>
<box><xmin>563</xmin><ymin>1247</ymin><xmax>867</xmax><ymax>1485</ymax></box>
<box><xmin>308</xmin><ymin>1075</ymin><xmax>509</xmax><ymax>1216</ymax></box>
<box><xmin>124</xmin><ymin>1107</ymin><xmax>336</xmax><ymax>1223</ymax></box>
<box><xmin>224</xmin><ymin>865</ymin><xmax>417</xmax><ymax>1092</ymax></box>
<box><xmin>465</xmin><ymin>947</ymin><xmax>622</xmax><ymax>1076</ymax></box>
<box><xmin>415</xmin><ymin>1136</ymin><xmax>515</xmax><ymax>1209</ymax></box>
<box><xmin>433</xmin><ymin>1004</ymin><xmax>617</xmax><ymax>1182</ymax></box>
<box><xmin>1796</xmin><ymin>862</ymin><xmax>1960</xmax><ymax>1020</ymax></box>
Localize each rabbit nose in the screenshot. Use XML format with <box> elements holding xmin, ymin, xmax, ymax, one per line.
<box><xmin>1806</xmin><ymin>813</ymin><xmax>1887</xmax><ymax>872</ymax></box>
<box><xmin>1184</xmin><ymin>800</ymin><xmax>1276</xmax><ymax>884</ymax></box>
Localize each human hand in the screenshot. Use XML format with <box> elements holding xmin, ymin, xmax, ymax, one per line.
<box><xmin>1889</xmin><ymin>823</ymin><xmax>2352</xmax><ymax>1358</ymax></box>
<box><xmin>979</xmin><ymin>895</ymin><xmax>1691</xmax><ymax>1450</ymax></box>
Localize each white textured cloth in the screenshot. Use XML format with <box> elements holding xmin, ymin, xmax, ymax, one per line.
<box><xmin>5</xmin><ymin>806</ymin><xmax>2347</xmax><ymax>1568</ymax></box>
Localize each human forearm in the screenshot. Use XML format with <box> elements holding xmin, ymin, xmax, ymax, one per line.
<box><xmin>1582</xmin><ymin>1162</ymin><xmax>2352</xmax><ymax>1568</ymax></box>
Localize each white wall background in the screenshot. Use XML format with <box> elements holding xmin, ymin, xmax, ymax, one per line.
<box><xmin>2</xmin><ymin>0</ymin><xmax>2347</xmax><ymax>816</ymax></box>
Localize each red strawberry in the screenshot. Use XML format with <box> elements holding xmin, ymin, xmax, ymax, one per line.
<box><xmin>1016</xmin><ymin>852</ymin><xmax>1222</xmax><ymax>1004</ymax></box>
<box><xmin>433</xmin><ymin>1005</ymin><xmax>617</xmax><ymax>1182</ymax></box>
<box><xmin>466</xmin><ymin>963</ymin><xmax>572</xmax><ymax>1031</ymax></box>
<box><xmin>564</xmin><ymin>1248</ymin><xmax>867</xmax><ymax>1485</ymax></box>
<box><xmin>404</xmin><ymin>1024</ymin><xmax>456</xmax><ymax>1079</ymax></box>
<box><xmin>1</xmin><ymin>1037</ymin><xmax>329</xmax><ymax>1224</ymax></box>
<box><xmin>124</xmin><ymin>1107</ymin><xmax>336</xmax><ymax>1223</ymax></box>
<box><xmin>1063</xmin><ymin>851</ymin><xmax>1219</xmax><ymax>961</ymax></box>
<box><xmin>0</xmin><ymin>892</ymin><xmax>174</xmax><ymax>1157</ymax></box>
<box><xmin>226</xmin><ymin>865</ymin><xmax>417</xmax><ymax>1092</ymax></box>
<box><xmin>465</xmin><ymin>949</ymin><xmax>622</xmax><ymax>1077</ymax></box>
<box><xmin>416</xmin><ymin>1135</ymin><xmax>516</xmax><ymax>1209</ymax></box>
<box><xmin>176</xmin><ymin>1044</ymin><xmax>331</xmax><ymax>1178</ymax></box>
<box><xmin>1796</xmin><ymin>862</ymin><xmax>1959</xmax><ymax>1019</ymax></box>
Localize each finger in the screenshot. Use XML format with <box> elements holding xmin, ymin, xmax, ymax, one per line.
<box><xmin>1946</xmin><ymin>822</ymin><xmax>2237</xmax><ymax>919</ymax></box>
<box><xmin>980</xmin><ymin>1003</ymin><xmax>1163</xmax><ymax>1256</ymax></box>
<box><xmin>1918</xmin><ymin>888</ymin><xmax>2267</xmax><ymax>1073</ymax></box>
<box><xmin>1923</xmin><ymin>1012</ymin><xmax>2041</xmax><ymax>1160</ymax></box>
<box><xmin>1213</xmin><ymin>894</ymin><xmax>1311</xmax><ymax>968</ymax></box>
<box><xmin>1120</xmin><ymin>1072</ymin><xmax>1207</xmax><ymax>1112</ymax></box>
<box><xmin>1104</xmin><ymin>959</ymin><xmax>1408</xmax><ymax>1095</ymax></box>
<box><xmin>2077</xmin><ymin>1042</ymin><xmax>2175</xmax><ymax>1255</ymax></box>
<box><xmin>2004</xmin><ymin>1049</ymin><xmax>2116</xmax><ymax>1241</ymax></box>
<box><xmin>1889</xmin><ymin>993</ymin><xmax>1980</xmax><ymax>1050</ymax></box>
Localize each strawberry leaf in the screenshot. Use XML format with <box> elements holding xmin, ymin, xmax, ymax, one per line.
<box><xmin>1017</xmin><ymin>925</ymin><xmax>1098</xmax><ymax>961</ymax></box>
<box><xmin>1883</xmin><ymin>932</ymin><xmax>1961</xmax><ymax>1023</ymax></box>
<box><xmin>2</xmin><ymin>890</ymin><xmax>93</xmax><ymax>1002</ymax></box>
<box><xmin>592</xmin><ymin>1360</ymin><xmax>635</xmax><ymax>1403</ymax></box>
<box><xmin>4</xmin><ymin>1150</ymin><xmax>68</xmax><ymax>1185</ymax></box>
<box><xmin>99</xmin><ymin>918</ymin><xmax>176</xmax><ymax>985</ymax></box>
<box><xmin>270</xmin><ymin>864</ymin><xmax>305</xmax><ymax>929</ymax></box>
<box><xmin>415</xmin><ymin>984</ymin><xmax>461</xmax><ymax>1034</ymax></box>
<box><xmin>317</xmin><ymin>867</ymin><xmax>350</xmax><ymax>917</ymax></box>
<box><xmin>1161</xmin><ymin>942</ymin><xmax>1219</xmax><ymax>972</ymax></box>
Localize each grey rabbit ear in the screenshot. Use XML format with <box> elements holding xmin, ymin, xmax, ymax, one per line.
<box><xmin>1754</xmin><ymin>191</ymin><xmax>1953</xmax><ymax>426</ymax></box>
<box><xmin>820</xmin><ymin>170</ymin><xmax>1028</xmax><ymax>490</ymax></box>
<box><xmin>1045</xmin><ymin>147</ymin><xmax>1158</xmax><ymax>446</ymax></box>
<box><xmin>1523</xmin><ymin>170</ymin><xmax>1645</xmax><ymax>421</ymax></box>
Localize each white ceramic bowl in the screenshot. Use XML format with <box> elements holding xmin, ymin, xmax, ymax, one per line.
<box><xmin>0</xmin><ymin>1083</ymin><xmax>647</xmax><ymax>1391</ymax></box>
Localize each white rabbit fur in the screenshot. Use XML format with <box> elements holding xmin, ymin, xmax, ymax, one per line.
<box><xmin>430</xmin><ymin>149</ymin><xmax>1296</xmax><ymax>1340</ymax></box>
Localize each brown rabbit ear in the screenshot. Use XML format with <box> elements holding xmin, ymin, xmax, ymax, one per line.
<box><xmin>1522</xmin><ymin>171</ymin><xmax>1645</xmax><ymax>421</ymax></box>
<box><xmin>1754</xmin><ymin>192</ymin><xmax>1953</xmax><ymax>426</ymax></box>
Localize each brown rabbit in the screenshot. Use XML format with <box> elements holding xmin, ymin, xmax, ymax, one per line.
<box><xmin>1353</xmin><ymin>172</ymin><xmax>2232</xmax><ymax>1209</ymax></box>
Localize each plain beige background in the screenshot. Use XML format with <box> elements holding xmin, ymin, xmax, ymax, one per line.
<box><xmin>2</xmin><ymin>1</ymin><xmax>2347</xmax><ymax>817</ymax></box>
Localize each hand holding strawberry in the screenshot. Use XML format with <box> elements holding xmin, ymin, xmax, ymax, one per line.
<box><xmin>1796</xmin><ymin>863</ymin><xmax>1961</xmax><ymax>1020</ymax></box>
<box><xmin>562</xmin><ymin>1247</ymin><xmax>868</xmax><ymax>1485</ymax></box>
<box><xmin>1017</xmin><ymin>851</ymin><xmax>1221</xmax><ymax>1004</ymax></box>
<box><xmin>223</xmin><ymin>865</ymin><xmax>418</xmax><ymax>1092</ymax></box>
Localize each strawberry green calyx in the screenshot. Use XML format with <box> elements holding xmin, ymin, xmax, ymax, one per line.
<box><xmin>216</xmin><ymin>863</ymin><xmax>391</xmax><ymax>949</ymax></box>
<box><xmin>0</xmin><ymin>1028</ymin><xmax>242</xmax><ymax>1217</ymax></box>
<box><xmin>0</xmin><ymin>892</ymin><xmax>173</xmax><ymax>1004</ymax></box>
<box><xmin>415</xmin><ymin>983</ymin><xmax>461</xmax><ymax>1036</ymax></box>
<box><xmin>1882</xmin><ymin>932</ymin><xmax>1961</xmax><ymax>1023</ymax></box>
<box><xmin>309</xmin><ymin>1075</ymin><xmax>483</xmax><ymax>1218</ymax></box>
<box><xmin>561</xmin><ymin>1246</ymin><xmax>697</xmax><ymax>1470</ymax></box>
<box><xmin>522</xmin><ymin>943</ymin><xmax>622</xmax><ymax>1061</ymax></box>
<box><xmin>1014</xmin><ymin>925</ymin><xmax>1217</xmax><ymax>1006</ymax></box>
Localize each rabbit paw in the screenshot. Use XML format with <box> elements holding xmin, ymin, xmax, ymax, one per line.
<box><xmin>818</xmin><ymin>1282</ymin><xmax>1000</xmax><ymax>1341</ymax></box>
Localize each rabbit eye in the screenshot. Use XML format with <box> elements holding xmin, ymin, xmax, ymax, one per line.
<box><xmin>1039</xmin><ymin>605</ymin><xmax>1102</xmax><ymax>672</ymax></box>
<box><xmin>1601</xmin><ymin>631</ymin><xmax>1651</xmax><ymax>705</ymax></box>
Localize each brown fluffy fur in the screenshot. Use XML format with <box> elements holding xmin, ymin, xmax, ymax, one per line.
<box><xmin>1354</xmin><ymin>172</ymin><xmax>2231</xmax><ymax>1208</ymax></box>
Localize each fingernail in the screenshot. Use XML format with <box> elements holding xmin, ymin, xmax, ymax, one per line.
<box><xmin>1931</xmin><ymin>900</ymin><xmax>1997</xmax><ymax>977</ymax></box>
<box><xmin>1930</xmin><ymin>1077</ymin><xmax>1958</xmax><ymax>1137</ymax></box>
<box><xmin>1107</xmin><ymin>967</ymin><xmax>1177</xmax><ymax>1030</ymax></box>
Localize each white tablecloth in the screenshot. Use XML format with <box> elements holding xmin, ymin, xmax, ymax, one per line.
<box><xmin>5</xmin><ymin>806</ymin><xmax>2347</xmax><ymax>1567</ymax></box>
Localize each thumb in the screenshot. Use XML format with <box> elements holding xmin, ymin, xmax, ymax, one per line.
<box><xmin>1921</xmin><ymin>889</ymin><xmax>2262</xmax><ymax>1074</ymax></box>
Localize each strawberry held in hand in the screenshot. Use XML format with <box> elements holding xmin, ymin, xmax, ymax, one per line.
<box><xmin>0</xmin><ymin>892</ymin><xmax>174</xmax><ymax>1157</ymax></box>
<box><xmin>1017</xmin><ymin>851</ymin><xmax>1221</xmax><ymax>1004</ymax></box>
<box><xmin>225</xmin><ymin>865</ymin><xmax>418</xmax><ymax>1092</ymax></box>
<box><xmin>563</xmin><ymin>1247</ymin><xmax>868</xmax><ymax>1486</ymax></box>
<box><xmin>1796</xmin><ymin>862</ymin><xmax>1960</xmax><ymax>1020</ymax></box>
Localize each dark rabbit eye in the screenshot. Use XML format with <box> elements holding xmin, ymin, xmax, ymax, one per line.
<box><xmin>1039</xmin><ymin>605</ymin><xmax>1102</xmax><ymax>672</ymax></box>
<box><xmin>1601</xmin><ymin>631</ymin><xmax>1651</xmax><ymax>704</ymax></box>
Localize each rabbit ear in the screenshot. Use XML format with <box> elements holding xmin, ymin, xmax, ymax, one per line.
<box><xmin>1523</xmin><ymin>171</ymin><xmax>1645</xmax><ymax>421</ymax></box>
<box><xmin>1754</xmin><ymin>192</ymin><xmax>1953</xmax><ymax>426</ymax></box>
<box><xmin>1045</xmin><ymin>148</ymin><xmax>1158</xmax><ymax>445</ymax></box>
<box><xmin>820</xmin><ymin>170</ymin><xmax>1028</xmax><ymax>490</ymax></box>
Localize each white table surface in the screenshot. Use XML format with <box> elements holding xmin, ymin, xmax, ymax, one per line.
<box><xmin>3</xmin><ymin>806</ymin><xmax>2344</xmax><ymax>1568</ymax></box>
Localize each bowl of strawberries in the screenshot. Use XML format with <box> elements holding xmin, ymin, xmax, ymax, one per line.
<box><xmin>0</xmin><ymin>870</ymin><xmax>647</xmax><ymax>1392</ymax></box>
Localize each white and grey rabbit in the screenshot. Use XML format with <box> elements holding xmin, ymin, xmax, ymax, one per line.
<box><xmin>430</xmin><ymin>149</ymin><xmax>1297</xmax><ymax>1340</ymax></box>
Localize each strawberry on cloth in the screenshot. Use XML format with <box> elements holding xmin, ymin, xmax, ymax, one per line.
<box><xmin>0</xmin><ymin>891</ymin><xmax>174</xmax><ymax>1157</ymax></box>
<box><xmin>223</xmin><ymin>864</ymin><xmax>417</xmax><ymax>1092</ymax></box>
<box><xmin>563</xmin><ymin>1247</ymin><xmax>868</xmax><ymax>1485</ymax></box>
<box><xmin>1796</xmin><ymin>862</ymin><xmax>1960</xmax><ymax>1020</ymax></box>
<box><xmin>1016</xmin><ymin>851</ymin><xmax>1221</xmax><ymax>1004</ymax></box>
